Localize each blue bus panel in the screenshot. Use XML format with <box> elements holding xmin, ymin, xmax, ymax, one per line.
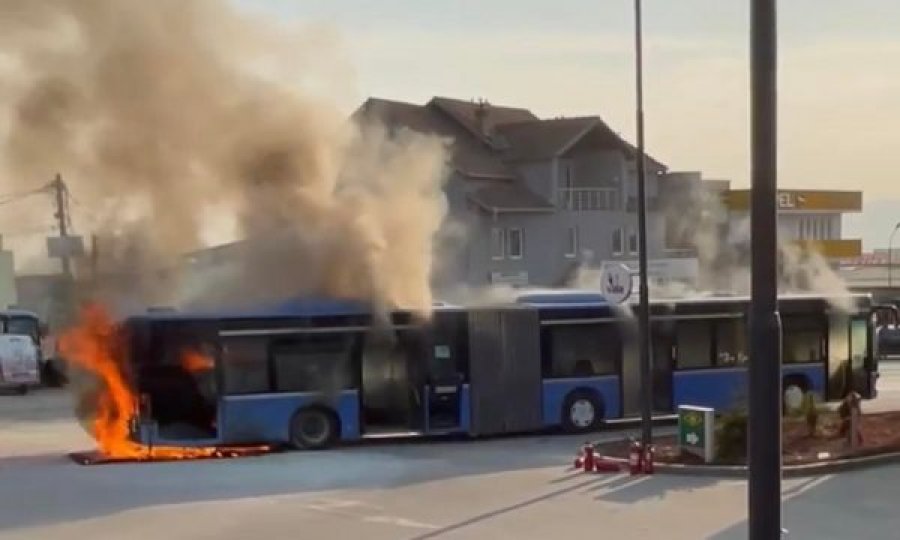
<box><xmin>673</xmin><ymin>363</ymin><xmax>825</xmax><ymax>411</ymax></box>
<box><xmin>219</xmin><ymin>390</ymin><xmax>360</xmax><ymax>444</ymax></box>
<box><xmin>541</xmin><ymin>376</ymin><xmax>621</xmax><ymax>427</ymax></box>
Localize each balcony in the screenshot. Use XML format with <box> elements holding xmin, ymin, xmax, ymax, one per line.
<box><xmin>557</xmin><ymin>188</ymin><xmax>620</xmax><ymax>211</ymax></box>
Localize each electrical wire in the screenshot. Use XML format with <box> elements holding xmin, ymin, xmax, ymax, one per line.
<box><xmin>0</xmin><ymin>184</ymin><xmax>52</xmax><ymax>206</ymax></box>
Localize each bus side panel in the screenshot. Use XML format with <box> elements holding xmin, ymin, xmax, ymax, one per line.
<box><xmin>783</xmin><ymin>364</ymin><xmax>826</xmax><ymax>397</ymax></box>
<box><xmin>467</xmin><ymin>309</ymin><xmax>506</xmax><ymax>435</ymax></box>
<box><xmin>220</xmin><ymin>390</ymin><xmax>360</xmax><ymax>444</ymax></box>
<box><xmin>673</xmin><ymin>368</ymin><xmax>748</xmax><ymax>411</ymax></box>
<box><xmin>500</xmin><ymin>308</ymin><xmax>543</xmax><ymax>433</ymax></box>
<box><xmin>542</xmin><ymin>376</ymin><xmax>621</xmax><ymax>427</ymax></box>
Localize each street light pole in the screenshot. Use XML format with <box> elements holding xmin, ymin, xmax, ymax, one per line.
<box><xmin>748</xmin><ymin>0</ymin><xmax>782</xmax><ymax>538</ymax></box>
<box><xmin>633</xmin><ymin>0</ymin><xmax>653</xmax><ymax>449</ymax></box>
<box><xmin>888</xmin><ymin>223</ymin><xmax>900</xmax><ymax>288</ymax></box>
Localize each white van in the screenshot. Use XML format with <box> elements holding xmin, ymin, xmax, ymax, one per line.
<box><xmin>0</xmin><ymin>310</ymin><xmax>43</xmax><ymax>394</ymax></box>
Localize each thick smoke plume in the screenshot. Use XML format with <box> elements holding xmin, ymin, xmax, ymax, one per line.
<box><xmin>0</xmin><ymin>0</ymin><xmax>448</xmax><ymax>314</ymax></box>
<box><xmin>570</xmin><ymin>180</ymin><xmax>854</xmax><ymax>309</ymax></box>
<box><xmin>663</xmin><ymin>182</ymin><xmax>855</xmax><ymax>308</ymax></box>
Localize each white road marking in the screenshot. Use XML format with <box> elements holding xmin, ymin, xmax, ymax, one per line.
<box><xmin>363</xmin><ymin>515</ymin><xmax>439</xmax><ymax>530</ymax></box>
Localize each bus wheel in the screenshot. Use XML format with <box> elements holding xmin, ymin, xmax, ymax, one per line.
<box><xmin>15</xmin><ymin>385</ymin><xmax>28</xmax><ymax>396</ymax></box>
<box><xmin>562</xmin><ymin>390</ymin><xmax>603</xmax><ymax>433</ymax></box>
<box><xmin>783</xmin><ymin>377</ymin><xmax>808</xmax><ymax>415</ymax></box>
<box><xmin>289</xmin><ymin>408</ymin><xmax>338</xmax><ymax>450</ymax></box>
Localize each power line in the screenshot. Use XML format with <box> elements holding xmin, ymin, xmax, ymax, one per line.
<box><xmin>0</xmin><ymin>185</ymin><xmax>51</xmax><ymax>206</ymax></box>
<box><xmin>0</xmin><ymin>224</ymin><xmax>56</xmax><ymax>237</ymax></box>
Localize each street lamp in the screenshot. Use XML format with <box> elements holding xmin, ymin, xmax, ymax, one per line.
<box><xmin>888</xmin><ymin>222</ymin><xmax>900</xmax><ymax>288</ymax></box>
<box><xmin>748</xmin><ymin>0</ymin><xmax>782</xmax><ymax>538</ymax></box>
<box><xmin>632</xmin><ymin>0</ymin><xmax>653</xmax><ymax>451</ymax></box>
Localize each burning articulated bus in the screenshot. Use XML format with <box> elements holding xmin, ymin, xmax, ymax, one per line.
<box><xmin>65</xmin><ymin>291</ymin><xmax>880</xmax><ymax>457</ymax></box>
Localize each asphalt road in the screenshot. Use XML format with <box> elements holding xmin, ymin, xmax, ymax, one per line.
<box><xmin>1</xmin><ymin>367</ymin><xmax>899</xmax><ymax>539</ymax></box>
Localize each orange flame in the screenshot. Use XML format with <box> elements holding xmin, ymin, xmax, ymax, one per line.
<box><xmin>60</xmin><ymin>304</ymin><xmax>264</xmax><ymax>460</ymax></box>
<box><xmin>181</xmin><ymin>349</ymin><xmax>214</xmax><ymax>373</ymax></box>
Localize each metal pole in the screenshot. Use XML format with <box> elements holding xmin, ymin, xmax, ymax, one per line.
<box><xmin>53</xmin><ymin>173</ymin><xmax>72</xmax><ymax>279</ymax></box>
<box><xmin>888</xmin><ymin>223</ymin><xmax>900</xmax><ymax>288</ymax></box>
<box><xmin>633</xmin><ymin>0</ymin><xmax>653</xmax><ymax>449</ymax></box>
<box><xmin>748</xmin><ymin>0</ymin><xmax>781</xmax><ymax>538</ymax></box>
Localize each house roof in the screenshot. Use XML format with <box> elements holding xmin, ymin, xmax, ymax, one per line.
<box><xmin>467</xmin><ymin>183</ymin><xmax>554</xmax><ymax>213</ymax></box>
<box><xmin>355</xmin><ymin>98</ymin><xmax>516</xmax><ymax>179</ymax></box>
<box><xmin>355</xmin><ymin>95</ymin><xmax>669</xmax><ymax>211</ymax></box>
<box><xmin>428</xmin><ymin>96</ymin><xmax>537</xmax><ymax>145</ymax></box>
<box><xmin>496</xmin><ymin>116</ymin><xmax>666</xmax><ymax>170</ymax></box>
<box><xmin>495</xmin><ymin>116</ymin><xmax>599</xmax><ymax>161</ymax></box>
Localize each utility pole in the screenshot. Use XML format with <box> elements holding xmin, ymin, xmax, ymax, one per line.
<box><xmin>633</xmin><ymin>0</ymin><xmax>653</xmax><ymax>450</ymax></box>
<box><xmin>748</xmin><ymin>0</ymin><xmax>782</xmax><ymax>538</ymax></box>
<box><xmin>52</xmin><ymin>173</ymin><xmax>72</xmax><ymax>279</ymax></box>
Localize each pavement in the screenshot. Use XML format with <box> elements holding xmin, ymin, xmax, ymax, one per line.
<box><xmin>1</xmin><ymin>366</ymin><xmax>900</xmax><ymax>539</ymax></box>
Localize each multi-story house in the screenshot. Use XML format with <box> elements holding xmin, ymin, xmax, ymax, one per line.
<box><xmin>356</xmin><ymin>96</ymin><xmax>690</xmax><ymax>290</ymax></box>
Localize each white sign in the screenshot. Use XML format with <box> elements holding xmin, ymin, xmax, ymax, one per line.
<box><xmin>47</xmin><ymin>236</ymin><xmax>85</xmax><ymax>259</ymax></box>
<box><xmin>601</xmin><ymin>263</ymin><xmax>633</xmax><ymax>304</ymax></box>
<box><xmin>678</xmin><ymin>404</ymin><xmax>716</xmax><ymax>463</ymax></box>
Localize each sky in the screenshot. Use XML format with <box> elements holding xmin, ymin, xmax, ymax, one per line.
<box><xmin>233</xmin><ymin>0</ymin><xmax>900</xmax><ymax>249</ymax></box>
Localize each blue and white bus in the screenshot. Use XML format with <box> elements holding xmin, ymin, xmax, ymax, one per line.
<box><xmin>122</xmin><ymin>292</ymin><xmax>878</xmax><ymax>449</ymax></box>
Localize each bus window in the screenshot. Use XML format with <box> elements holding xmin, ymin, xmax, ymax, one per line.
<box><xmin>272</xmin><ymin>335</ymin><xmax>353</xmax><ymax>393</ymax></box>
<box><xmin>850</xmin><ymin>318</ymin><xmax>867</xmax><ymax>371</ymax></box>
<box><xmin>429</xmin><ymin>344</ymin><xmax>459</xmax><ymax>382</ymax></box>
<box><xmin>676</xmin><ymin>321</ymin><xmax>712</xmax><ymax>369</ymax></box>
<box><xmin>221</xmin><ymin>337</ymin><xmax>270</xmax><ymax>394</ymax></box>
<box><xmin>783</xmin><ymin>315</ymin><xmax>826</xmax><ymax>364</ymax></box>
<box><xmin>715</xmin><ymin>319</ymin><xmax>748</xmax><ymax>366</ymax></box>
<box><xmin>547</xmin><ymin>324</ymin><xmax>620</xmax><ymax>378</ymax></box>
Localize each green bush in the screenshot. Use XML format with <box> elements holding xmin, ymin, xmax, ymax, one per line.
<box><xmin>716</xmin><ymin>409</ymin><xmax>748</xmax><ymax>463</ymax></box>
<box><xmin>801</xmin><ymin>392</ymin><xmax>819</xmax><ymax>437</ymax></box>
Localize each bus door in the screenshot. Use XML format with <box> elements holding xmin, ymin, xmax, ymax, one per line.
<box><xmin>422</xmin><ymin>311</ymin><xmax>467</xmax><ymax>432</ymax></box>
<box><xmin>360</xmin><ymin>328</ymin><xmax>419</xmax><ymax>434</ymax></box>
<box><xmin>850</xmin><ymin>316</ymin><xmax>876</xmax><ymax>399</ymax></box>
<box><xmin>651</xmin><ymin>322</ymin><xmax>675</xmax><ymax>413</ymax></box>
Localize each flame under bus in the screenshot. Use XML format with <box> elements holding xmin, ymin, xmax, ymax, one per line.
<box><xmin>121</xmin><ymin>293</ymin><xmax>879</xmax><ymax>450</ymax></box>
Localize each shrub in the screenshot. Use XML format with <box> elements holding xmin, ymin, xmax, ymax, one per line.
<box><xmin>716</xmin><ymin>409</ymin><xmax>748</xmax><ymax>463</ymax></box>
<box><xmin>801</xmin><ymin>392</ymin><xmax>819</xmax><ymax>437</ymax></box>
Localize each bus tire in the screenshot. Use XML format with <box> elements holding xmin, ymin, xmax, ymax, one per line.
<box><xmin>561</xmin><ymin>389</ymin><xmax>603</xmax><ymax>433</ymax></box>
<box><xmin>289</xmin><ymin>407</ymin><xmax>339</xmax><ymax>450</ymax></box>
<box><xmin>15</xmin><ymin>385</ymin><xmax>28</xmax><ymax>396</ymax></box>
<box><xmin>782</xmin><ymin>376</ymin><xmax>809</xmax><ymax>414</ymax></box>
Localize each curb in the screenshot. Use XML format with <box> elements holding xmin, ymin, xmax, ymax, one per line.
<box><xmin>595</xmin><ymin>450</ymin><xmax>900</xmax><ymax>478</ymax></box>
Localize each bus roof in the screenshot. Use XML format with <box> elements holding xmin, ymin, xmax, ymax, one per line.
<box><xmin>516</xmin><ymin>288</ymin><xmax>870</xmax><ymax>307</ymax></box>
<box><xmin>130</xmin><ymin>297</ymin><xmax>464</xmax><ymax>323</ymax></box>
<box><xmin>128</xmin><ymin>290</ymin><xmax>872</xmax><ymax>323</ymax></box>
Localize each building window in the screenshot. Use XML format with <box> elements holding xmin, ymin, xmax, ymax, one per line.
<box><xmin>628</xmin><ymin>228</ymin><xmax>638</xmax><ymax>255</ymax></box>
<box><xmin>565</xmin><ymin>227</ymin><xmax>578</xmax><ymax>258</ymax></box>
<box><xmin>612</xmin><ymin>228</ymin><xmax>623</xmax><ymax>255</ymax></box>
<box><xmin>826</xmin><ymin>218</ymin><xmax>833</xmax><ymax>239</ymax></box>
<box><xmin>507</xmin><ymin>228</ymin><xmax>523</xmax><ymax>259</ymax></box>
<box><xmin>491</xmin><ymin>227</ymin><xmax>505</xmax><ymax>260</ymax></box>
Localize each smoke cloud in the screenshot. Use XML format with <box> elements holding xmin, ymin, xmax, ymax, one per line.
<box><xmin>0</xmin><ymin>0</ymin><xmax>449</xmax><ymax>315</ymax></box>
<box><xmin>568</xmin><ymin>179</ymin><xmax>854</xmax><ymax>309</ymax></box>
<box><xmin>662</xmin><ymin>182</ymin><xmax>855</xmax><ymax>308</ymax></box>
